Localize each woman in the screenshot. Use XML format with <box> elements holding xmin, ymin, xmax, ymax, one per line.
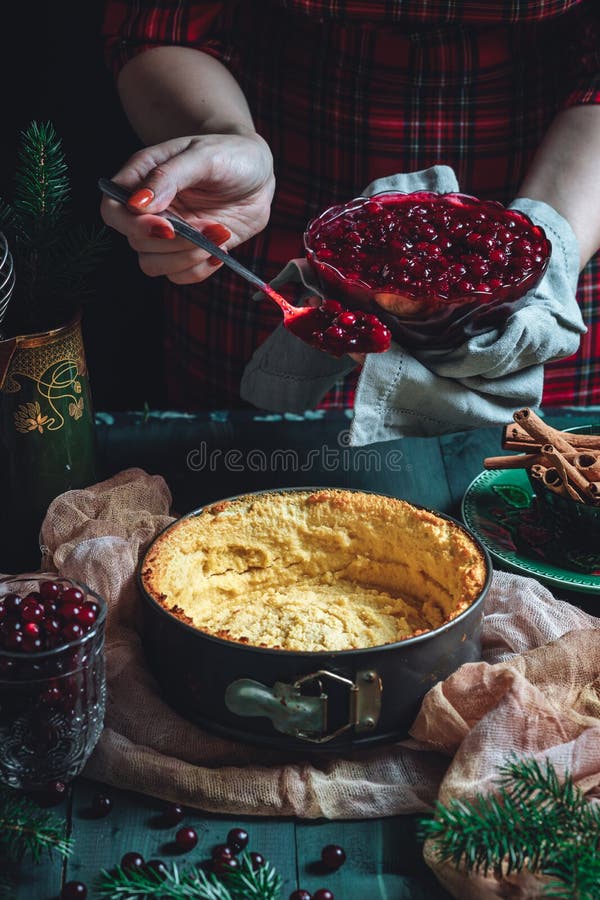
<box><xmin>100</xmin><ymin>1</ymin><xmax>600</xmax><ymax>412</ymax></box>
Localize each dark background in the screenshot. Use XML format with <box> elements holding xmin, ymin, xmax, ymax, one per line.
<box><xmin>0</xmin><ymin>2</ymin><xmax>166</xmax><ymax>411</ymax></box>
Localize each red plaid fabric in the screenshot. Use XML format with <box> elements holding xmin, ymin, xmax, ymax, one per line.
<box><xmin>102</xmin><ymin>0</ymin><xmax>600</xmax><ymax>411</ymax></box>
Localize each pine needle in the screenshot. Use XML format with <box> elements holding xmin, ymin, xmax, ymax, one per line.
<box><xmin>419</xmin><ymin>756</ymin><xmax>600</xmax><ymax>897</ymax></box>
<box><xmin>0</xmin><ymin>786</ymin><xmax>73</xmax><ymax>864</ymax></box>
<box><xmin>96</xmin><ymin>853</ymin><xmax>282</xmax><ymax>899</ymax></box>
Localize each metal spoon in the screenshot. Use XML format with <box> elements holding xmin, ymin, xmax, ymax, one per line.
<box><xmin>97</xmin><ymin>177</ymin><xmax>299</xmax><ymax>317</ymax></box>
<box><xmin>97</xmin><ymin>177</ymin><xmax>391</xmax><ymax>356</ymax></box>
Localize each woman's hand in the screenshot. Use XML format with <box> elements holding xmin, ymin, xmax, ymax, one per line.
<box><xmin>100</xmin><ymin>131</ymin><xmax>275</xmax><ymax>284</ymax></box>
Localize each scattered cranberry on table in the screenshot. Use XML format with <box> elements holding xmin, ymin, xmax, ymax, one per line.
<box><xmin>89</xmin><ymin>793</ymin><xmax>113</xmax><ymax>818</ymax></box>
<box><xmin>144</xmin><ymin>859</ymin><xmax>168</xmax><ymax>880</ymax></box>
<box><xmin>121</xmin><ymin>851</ymin><xmax>145</xmax><ymax>870</ymax></box>
<box><xmin>31</xmin><ymin>779</ymin><xmax>68</xmax><ymax>807</ymax></box>
<box><xmin>227</xmin><ymin>826</ymin><xmax>249</xmax><ymax>852</ymax></box>
<box><xmin>212</xmin><ymin>855</ymin><xmax>240</xmax><ymax>875</ymax></box>
<box><xmin>159</xmin><ymin>801</ymin><xmax>185</xmax><ymax>826</ymax></box>
<box><xmin>313</xmin><ymin>890</ymin><xmax>335</xmax><ymax>900</ymax></box>
<box><xmin>212</xmin><ymin>842</ymin><xmax>234</xmax><ymax>860</ymax></box>
<box><xmin>175</xmin><ymin>826</ymin><xmax>198</xmax><ymax>852</ymax></box>
<box><xmin>321</xmin><ymin>843</ymin><xmax>346</xmax><ymax>871</ymax></box>
<box><xmin>60</xmin><ymin>882</ymin><xmax>87</xmax><ymax>900</ymax></box>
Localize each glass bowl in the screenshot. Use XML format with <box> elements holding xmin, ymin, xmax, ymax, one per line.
<box><xmin>304</xmin><ymin>191</ymin><xmax>551</xmax><ymax>350</ymax></box>
<box><xmin>0</xmin><ymin>573</ymin><xmax>107</xmax><ymax>789</ymax></box>
<box><xmin>527</xmin><ymin>425</ymin><xmax>600</xmax><ymax>552</ymax></box>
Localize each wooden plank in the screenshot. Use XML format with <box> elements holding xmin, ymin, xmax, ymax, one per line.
<box><xmin>295</xmin><ymin>816</ymin><xmax>452</xmax><ymax>900</ymax></box>
<box><xmin>9</xmin><ymin>786</ymin><xmax>70</xmax><ymax>900</ymax></box>
<box><xmin>439</xmin><ymin>425</ymin><xmax>502</xmax><ymax>512</ymax></box>
<box><xmin>64</xmin><ymin>778</ymin><xmax>298</xmax><ymax>897</ymax></box>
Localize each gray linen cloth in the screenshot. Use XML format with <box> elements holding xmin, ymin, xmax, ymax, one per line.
<box><xmin>240</xmin><ymin>167</ymin><xmax>586</xmax><ymax>445</ymax></box>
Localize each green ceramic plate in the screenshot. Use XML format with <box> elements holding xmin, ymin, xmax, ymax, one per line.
<box><xmin>461</xmin><ymin>468</ymin><xmax>600</xmax><ymax>595</ymax></box>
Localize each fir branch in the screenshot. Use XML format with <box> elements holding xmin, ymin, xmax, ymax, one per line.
<box><xmin>0</xmin><ymin>786</ymin><xmax>73</xmax><ymax>864</ymax></box>
<box><xmin>13</xmin><ymin>120</ymin><xmax>69</xmax><ymax>227</ymax></box>
<box><xmin>419</xmin><ymin>757</ymin><xmax>600</xmax><ymax>898</ymax></box>
<box><xmin>96</xmin><ymin>854</ymin><xmax>282</xmax><ymax>900</ymax></box>
<box><xmin>0</xmin><ymin>119</ymin><xmax>111</xmax><ymax>334</ymax></box>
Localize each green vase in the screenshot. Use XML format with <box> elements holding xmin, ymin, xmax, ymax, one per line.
<box><xmin>0</xmin><ymin>312</ymin><xmax>97</xmax><ymax>563</ymax></box>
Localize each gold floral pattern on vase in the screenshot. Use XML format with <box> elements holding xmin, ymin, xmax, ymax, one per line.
<box><xmin>14</xmin><ymin>400</ymin><xmax>52</xmax><ymax>434</ymax></box>
<box><xmin>69</xmin><ymin>396</ymin><xmax>84</xmax><ymax>420</ymax></box>
<box><xmin>2</xmin><ymin>316</ymin><xmax>87</xmax><ymax>435</ymax></box>
<box><xmin>0</xmin><ymin>314</ymin><xmax>97</xmax><ymax>565</ymax></box>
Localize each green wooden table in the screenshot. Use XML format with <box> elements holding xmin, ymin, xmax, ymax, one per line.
<box><xmin>6</xmin><ymin>406</ymin><xmax>600</xmax><ymax>899</ymax></box>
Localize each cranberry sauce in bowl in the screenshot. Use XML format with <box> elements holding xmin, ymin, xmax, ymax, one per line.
<box><xmin>304</xmin><ymin>191</ymin><xmax>551</xmax><ymax>349</ymax></box>
<box><xmin>0</xmin><ymin>573</ymin><xmax>107</xmax><ymax>789</ymax></box>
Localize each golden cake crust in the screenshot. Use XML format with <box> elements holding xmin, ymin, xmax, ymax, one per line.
<box><xmin>140</xmin><ymin>489</ymin><xmax>487</xmax><ymax>652</ymax></box>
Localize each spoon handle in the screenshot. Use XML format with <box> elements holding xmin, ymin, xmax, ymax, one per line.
<box><xmin>98</xmin><ymin>177</ymin><xmax>271</xmax><ymax>294</ymax></box>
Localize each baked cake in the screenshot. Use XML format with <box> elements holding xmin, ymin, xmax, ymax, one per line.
<box><xmin>140</xmin><ymin>489</ymin><xmax>487</xmax><ymax>653</ymax></box>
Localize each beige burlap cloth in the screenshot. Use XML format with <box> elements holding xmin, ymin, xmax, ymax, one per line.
<box><xmin>39</xmin><ymin>468</ymin><xmax>600</xmax><ymax>895</ymax></box>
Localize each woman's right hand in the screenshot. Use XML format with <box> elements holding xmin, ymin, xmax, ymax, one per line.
<box><xmin>100</xmin><ymin>131</ymin><xmax>275</xmax><ymax>284</ymax></box>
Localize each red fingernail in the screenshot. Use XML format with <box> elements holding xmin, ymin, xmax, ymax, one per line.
<box><xmin>127</xmin><ymin>188</ymin><xmax>154</xmax><ymax>210</ymax></box>
<box><xmin>202</xmin><ymin>223</ymin><xmax>231</xmax><ymax>244</ymax></box>
<box><xmin>207</xmin><ymin>256</ymin><xmax>223</xmax><ymax>267</ymax></box>
<box><xmin>148</xmin><ymin>222</ymin><xmax>175</xmax><ymax>240</ymax></box>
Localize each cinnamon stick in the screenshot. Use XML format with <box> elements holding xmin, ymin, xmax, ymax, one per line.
<box><xmin>539</xmin><ymin>444</ymin><xmax>587</xmax><ymax>501</ymax></box>
<box><xmin>502</xmin><ymin>439</ymin><xmax>543</xmax><ymax>453</ymax></box>
<box><xmin>573</xmin><ymin>452</ymin><xmax>600</xmax><ymax>482</ymax></box>
<box><xmin>513</xmin><ymin>408</ymin><xmax>574</xmax><ymax>454</ymax></box>
<box><xmin>512</xmin><ymin>409</ymin><xmax>600</xmax><ymax>449</ymax></box>
<box><xmin>530</xmin><ymin>463</ymin><xmax>569</xmax><ymax>498</ymax></box>
<box><xmin>483</xmin><ymin>453</ymin><xmax>539</xmax><ymax>470</ymax></box>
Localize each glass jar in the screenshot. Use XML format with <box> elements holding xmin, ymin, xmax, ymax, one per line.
<box><xmin>0</xmin><ymin>573</ymin><xmax>106</xmax><ymax>789</ymax></box>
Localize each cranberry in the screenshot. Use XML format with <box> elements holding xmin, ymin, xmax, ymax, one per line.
<box><xmin>321</xmin><ymin>844</ymin><xmax>346</xmax><ymax>871</ymax></box>
<box><xmin>60</xmin><ymin>882</ymin><xmax>87</xmax><ymax>900</ymax></box>
<box><xmin>212</xmin><ymin>856</ymin><xmax>239</xmax><ymax>875</ymax></box>
<box><xmin>121</xmin><ymin>851</ymin><xmax>145</xmax><ymax>870</ymax></box>
<box><xmin>159</xmin><ymin>802</ymin><xmax>185</xmax><ymax>827</ymax></box>
<box><xmin>175</xmin><ymin>826</ymin><xmax>198</xmax><ymax>852</ymax></box>
<box><xmin>61</xmin><ymin>622</ymin><xmax>83</xmax><ymax>643</ymax></box>
<box><xmin>76</xmin><ymin>605</ymin><xmax>98</xmax><ymax>629</ymax></box>
<box><xmin>212</xmin><ymin>843</ymin><xmax>234</xmax><ymax>860</ymax></box>
<box><xmin>5</xmin><ymin>631</ymin><xmax>24</xmax><ymax>650</ymax></box>
<box><xmin>40</xmin><ymin>580</ymin><xmax>62</xmax><ymax>601</ymax></box>
<box><xmin>59</xmin><ymin>601</ymin><xmax>82</xmax><ymax>621</ymax></box>
<box><xmin>250</xmin><ymin>851</ymin><xmax>265</xmax><ymax>870</ymax></box>
<box><xmin>227</xmin><ymin>827</ymin><xmax>249</xmax><ymax>852</ymax></box>
<box><xmin>145</xmin><ymin>859</ymin><xmax>168</xmax><ymax>880</ymax></box>
<box><xmin>289</xmin><ymin>892</ymin><xmax>312</xmax><ymax>900</ymax></box>
<box><xmin>3</xmin><ymin>594</ymin><xmax>23</xmax><ymax>614</ymax></box>
<box><xmin>286</xmin><ymin>305</ymin><xmax>391</xmax><ymax>357</ymax></box>
<box><xmin>313</xmin><ymin>890</ymin><xmax>334</xmax><ymax>900</ymax></box>
<box><xmin>33</xmin><ymin>780</ymin><xmax>68</xmax><ymax>806</ymax></box>
<box><xmin>22</xmin><ymin>600</ymin><xmax>44</xmax><ymax>622</ymax></box>
<box><xmin>61</xmin><ymin>587</ymin><xmax>85</xmax><ymax>605</ymax></box>
<box><xmin>89</xmin><ymin>793</ymin><xmax>112</xmax><ymax>817</ymax></box>
<box><xmin>39</xmin><ymin>684</ymin><xmax>62</xmax><ymax>705</ymax></box>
